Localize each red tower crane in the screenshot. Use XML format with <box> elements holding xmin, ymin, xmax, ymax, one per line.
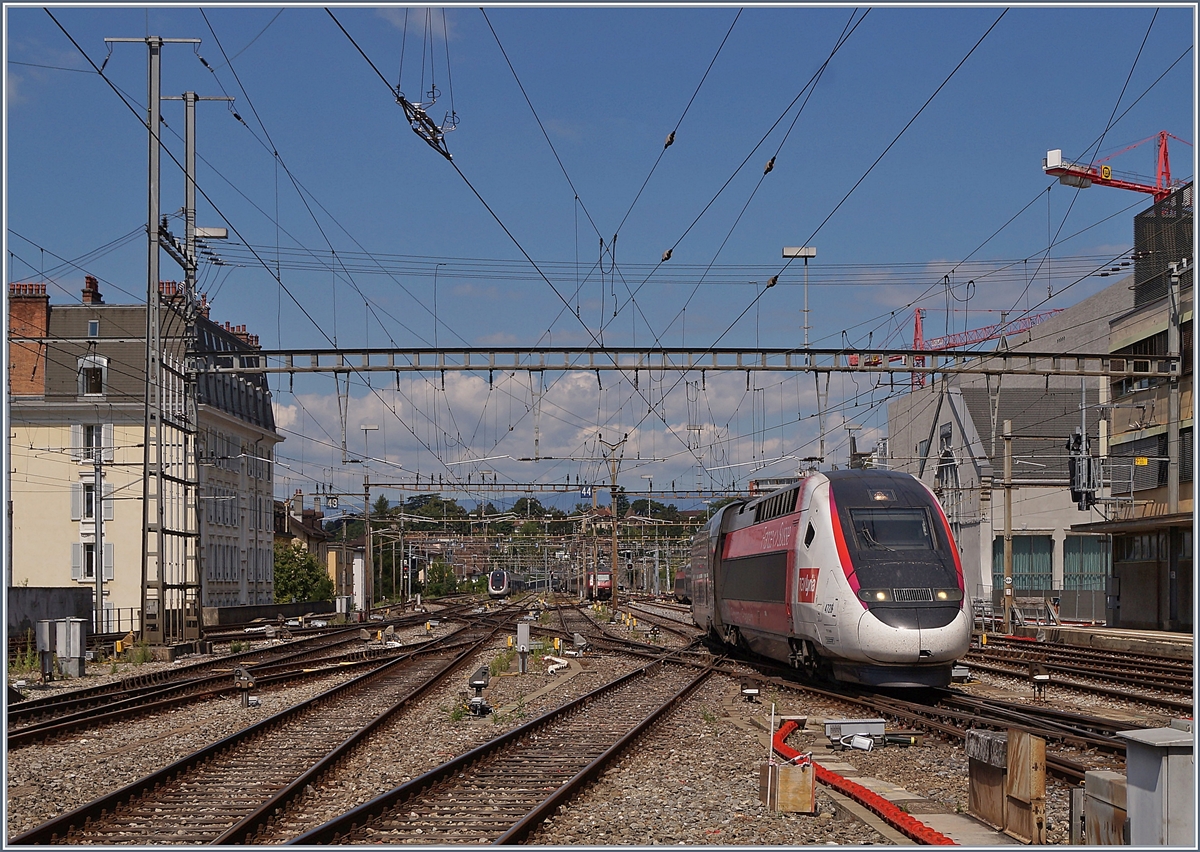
<box><xmin>1043</xmin><ymin>131</ymin><xmax>1190</xmax><ymax>202</ymax></box>
<box><xmin>913</xmin><ymin>306</ymin><xmax>1063</xmax><ymax>351</ymax></box>
<box><xmin>907</xmin><ymin>307</ymin><xmax>1063</xmax><ymax>387</ymax></box>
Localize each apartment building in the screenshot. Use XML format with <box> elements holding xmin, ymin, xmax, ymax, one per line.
<box><xmin>8</xmin><ymin>276</ymin><xmax>280</xmax><ymax>630</ymax></box>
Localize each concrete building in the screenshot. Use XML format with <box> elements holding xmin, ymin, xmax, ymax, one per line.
<box><xmin>887</xmin><ymin>277</ymin><xmax>1134</xmax><ymax>623</ymax></box>
<box><xmin>1073</xmin><ymin>183</ymin><xmax>1193</xmax><ymax>631</ymax></box>
<box><xmin>8</xmin><ymin>276</ymin><xmax>280</xmax><ymax>630</ymax></box>
<box><xmin>888</xmin><ymin>185</ymin><xmax>1193</xmax><ymax>631</ymax></box>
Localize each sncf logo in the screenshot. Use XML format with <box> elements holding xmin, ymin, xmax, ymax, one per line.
<box><xmin>797</xmin><ymin>567</ymin><xmax>819</xmax><ymax>603</ymax></box>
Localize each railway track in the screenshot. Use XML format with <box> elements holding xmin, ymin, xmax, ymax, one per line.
<box><xmin>288</xmin><ymin>658</ymin><xmax>711</xmax><ymax>845</ymax></box>
<box><xmin>9</xmin><ymin>604</ymin><xmax>480</xmax><ymax>731</ymax></box>
<box><xmin>555</xmin><ymin>602</ymin><xmax>701</xmax><ymax>661</ymax></box>
<box><xmin>9</xmin><ymin>631</ymin><xmax>391</xmax><ymax>737</ymax></box>
<box><xmin>10</xmin><ymin>612</ymin><xmax>518</xmax><ymax>846</ymax></box>
<box><xmin>5</xmin><ymin>636</ymin><xmax>477</xmax><ymax>749</ymax></box>
<box><xmin>977</xmin><ymin>633</ymin><xmax>1192</xmax><ymax>665</ymax></box>
<box><xmin>960</xmin><ymin>652</ymin><xmax>1193</xmax><ymax>714</ymax></box>
<box><xmin>622</xmin><ymin>600</ymin><xmax>700</xmax><ymax>643</ymax></box>
<box><xmin>707</xmin><ymin>650</ymin><xmax>1140</xmax><ymax>786</ymax></box>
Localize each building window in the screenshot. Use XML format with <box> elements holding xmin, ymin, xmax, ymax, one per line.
<box><xmin>71</xmin><ymin>542</ymin><xmax>113</xmax><ymax>581</ymax></box>
<box><xmin>78</xmin><ymin>355</ymin><xmax>107</xmax><ymax>396</ymax></box>
<box><xmin>87</xmin><ymin>319</ymin><xmax>100</xmax><ymax>337</ymax></box>
<box><xmin>992</xmin><ymin>535</ymin><xmax>1053</xmax><ymax>591</ymax></box>
<box><xmin>83</xmin><ymin>425</ymin><xmax>101</xmax><ymax>460</ymax></box>
<box><xmin>73</xmin><ymin>423</ymin><xmax>114</xmax><ymax>463</ymax></box>
<box><xmin>71</xmin><ymin>481</ymin><xmax>111</xmax><ymax>521</ymax></box>
<box><xmin>1063</xmin><ymin>536</ymin><xmax>1110</xmax><ymax>591</ymax></box>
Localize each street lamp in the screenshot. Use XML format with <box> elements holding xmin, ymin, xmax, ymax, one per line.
<box><xmin>783</xmin><ymin>246</ymin><xmax>817</xmax><ymax>348</ymax></box>
<box><xmin>360</xmin><ymin>424</ymin><xmax>379</xmax><ymax>464</ymax></box>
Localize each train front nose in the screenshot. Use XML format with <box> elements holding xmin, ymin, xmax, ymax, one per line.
<box><xmin>855</xmin><ymin>606</ymin><xmax>971</xmax><ymax>664</ymax></box>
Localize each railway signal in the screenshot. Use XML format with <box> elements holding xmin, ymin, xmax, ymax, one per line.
<box><xmin>1066</xmin><ymin>428</ymin><xmax>1101</xmax><ymax>511</ymax></box>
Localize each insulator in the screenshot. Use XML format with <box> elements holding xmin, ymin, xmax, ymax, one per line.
<box><xmin>764</xmin><ymin>156</ymin><xmax>775</xmax><ymax>175</ymax></box>
<box><xmin>664</xmin><ymin>131</ymin><xmax>675</xmax><ymax>149</ymax></box>
<box><xmin>661</xmin><ymin>248</ymin><xmax>673</xmax><ymax>263</ymax></box>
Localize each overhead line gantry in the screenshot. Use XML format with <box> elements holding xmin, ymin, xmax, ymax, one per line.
<box><xmin>196</xmin><ymin>345</ymin><xmax>1174</xmax><ymax>382</ymax></box>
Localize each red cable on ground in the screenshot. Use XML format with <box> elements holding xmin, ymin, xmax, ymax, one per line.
<box><xmin>773</xmin><ymin>719</ymin><xmax>958</xmax><ymax>845</ymax></box>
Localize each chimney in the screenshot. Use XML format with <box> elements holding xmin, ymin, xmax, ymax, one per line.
<box><xmin>292</xmin><ymin>488</ymin><xmax>304</xmax><ymax>522</ymax></box>
<box><xmin>198</xmin><ymin>293</ymin><xmax>210</xmax><ymax>319</ymax></box>
<box><xmin>222</xmin><ymin>322</ymin><xmax>262</xmax><ymax>349</ymax></box>
<box><xmin>81</xmin><ymin>275</ymin><xmax>103</xmax><ymax>305</ymax></box>
<box><xmin>9</xmin><ymin>283</ymin><xmax>50</xmax><ymax>396</ymax></box>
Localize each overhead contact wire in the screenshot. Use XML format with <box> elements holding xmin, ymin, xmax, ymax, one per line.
<box><xmin>611</xmin><ymin>7</ymin><xmax>742</xmax><ymax>238</ymax></box>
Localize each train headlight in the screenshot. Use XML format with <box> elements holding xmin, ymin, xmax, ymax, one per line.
<box><xmin>934</xmin><ymin>588</ymin><xmax>964</xmax><ymax>602</ymax></box>
<box><xmin>858</xmin><ymin>588</ymin><xmax>891</xmax><ymax>602</ymax></box>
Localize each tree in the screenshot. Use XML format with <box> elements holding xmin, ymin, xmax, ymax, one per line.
<box><xmin>613</xmin><ymin>487</ymin><xmax>630</xmax><ymax>518</ymax></box>
<box><xmin>273</xmin><ymin>540</ymin><xmax>335</xmax><ymax>604</ymax></box>
<box><xmin>517</xmin><ymin>519</ymin><xmax>543</xmax><ymax>537</ymax></box>
<box><xmin>512</xmin><ymin>496</ymin><xmax>546</xmax><ymax>519</ymax></box>
<box><xmin>424</xmin><ymin>560</ymin><xmax>458</xmax><ymax>596</ymax></box>
<box><xmin>372</xmin><ymin>494</ymin><xmax>391</xmax><ymax>517</ymax></box>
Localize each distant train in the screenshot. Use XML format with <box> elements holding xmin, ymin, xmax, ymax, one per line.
<box><xmin>487</xmin><ymin>570</ymin><xmax>526</xmax><ymax>598</ymax></box>
<box><xmin>686</xmin><ymin>469</ymin><xmax>970</xmax><ymax>688</ymax></box>
<box><xmin>673</xmin><ymin>565</ymin><xmax>690</xmax><ymax>604</ymax></box>
<box><xmin>587</xmin><ymin>570</ymin><xmax>613</xmax><ymax>602</ymax></box>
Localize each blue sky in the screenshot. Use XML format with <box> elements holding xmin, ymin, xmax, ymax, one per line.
<box><xmin>5</xmin><ymin>4</ymin><xmax>1195</xmax><ymax>512</ymax></box>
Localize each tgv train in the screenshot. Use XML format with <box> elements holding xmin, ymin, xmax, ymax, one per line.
<box><xmin>688</xmin><ymin>469</ymin><xmax>970</xmax><ymax>688</ymax></box>
<box><xmin>487</xmin><ymin>570</ymin><xmax>526</xmax><ymax>599</ymax></box>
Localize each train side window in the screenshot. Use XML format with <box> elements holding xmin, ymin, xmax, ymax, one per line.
<box><xmin>804</xmin><ymin>523</ymin><xmax>815</xmax><ymax>548</ymax></box>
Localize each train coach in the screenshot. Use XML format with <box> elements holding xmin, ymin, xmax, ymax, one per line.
<box><xmin>673</xmin><ymin>565</ymin><xmax>691</xmax><ymax>604</ymax></box>
<box><xmin>487</xmin><ymin>570</ymin><xmax>526</xmax><ymax>599</ymax></box>
<box><xmin>688</xmin><ymin>469</ymin><xmax>970</xmax><ymax>688</ymax></box>
<box><xmin>587</xmin><ymin>570</ymin><xmax>613</xmax><ymax>601</ymax></box>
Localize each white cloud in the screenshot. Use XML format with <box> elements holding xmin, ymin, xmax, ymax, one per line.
<box><xmin>7</xmin><ymin>74</ymin><xmax>25</xmax><ymax>106</ymax></box>
<box><xmin>269</xmin><ymin>360</ymin><xmax>883</xmax><ymax>506</ymax></box>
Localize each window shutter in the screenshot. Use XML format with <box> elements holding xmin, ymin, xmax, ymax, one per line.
<box><xmin>103</xmin><ymin>483</ymin><xmax>115</xmax><ymax>521</ymax></box>
<box><xmin>103</xmin><ymin>543</ymin><xmax>114</xmax><ymax>581</ymax></box>
<box><xmin>103</xmin><ymin>424</ymin><xmax>115</xmax><ymax>461</ymax></box>
<box><xmin>71</xmin><ymin>543</ymin><xmax>82</xmax><ymax>581</ymax></box>
<box><xmin>70</xmin><ymin>425</ymin><xmax>83</xmax><ymax>462</ymax></box>
<box><xmin>71</xmin><ymin>482</ymin><xmax>83</xmax><ymax>520</ymax></box>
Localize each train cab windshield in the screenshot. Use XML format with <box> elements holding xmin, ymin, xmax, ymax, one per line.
<box><xmin>849</xmin><ymin>508</ymin><xmax>935</xmax><ymax>551</ymax></box>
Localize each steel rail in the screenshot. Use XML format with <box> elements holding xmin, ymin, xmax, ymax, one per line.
<box><xmin>7</xmin><ymin>624</ymin><xmax>370</xmax><ymax>719</ymax></box>
<box><xmin>960</xmin><ymin>657</ymin><xmax>1194</xmax><ymax>713</ymax></box>
<box><xmin>968</xmin><ymin>643</ymin><xmax>1193</xmax><ymax>679</ymax></box>
<box><xmin>7</xmin><ymin>630</ymin><xmax>379</xmax><ymax>729</ymax></box>
<box><xmin>287</xmin><ymin>658</ymin><xmax>711</xmax><ymax>845</ymax></box>
<box><xmin>10</xmin><ymin>614</ymin><xmax>517</xmax><ymax>845</ymax></box>
<box><xmin>694</xmin><ymin>656</ymin><xmax>1115</xmax><ymax>785</ymax></box>
<box><xmin>6</xmin><ymin>642</ymin><xmax>447</xmax><ymax>748</ymax></box>
<box><xmin>212</xmin><ymin>627</ymin><xmax>510</xmax><ymax>843</ymax></box>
